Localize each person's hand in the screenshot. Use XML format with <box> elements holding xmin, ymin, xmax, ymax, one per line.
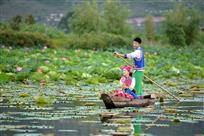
<box><xmin>121</xmin><ymin>84</ymin><xmax>128</xmax><ymax>89</ymax></box>
<box><xmin>113</xmin><ymin>52</ymin><xmax>120</xmax><ymax>57</ymax></box>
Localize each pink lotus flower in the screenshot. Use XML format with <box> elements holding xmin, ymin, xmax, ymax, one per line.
<box><xmin>61</xmin><ymin>57</ymin><xmax>67</xmax><ymax>61</ymax></box>
<box><xmin>16</xmin><ymin>66</ymin><xmax>23</xmax><ymax>72</ymax></box>
<box><xmin>37</xmin><ymin>68</ymin><xmax>43</xmax><ymax>73</ymax></box>
<box><xmin>40</xmin><ymin>80</ymin><xmax>46</xmax><ymax>85</ymax></box>
<box><xmin>44</xmin><ymin>60</ymin><xmax>50</xmax><ymax>64</ymax></box>
<box><xmin>43</xmin><ymin>46</ymin><xmax>47</xmax><ymax>50</ymax></box>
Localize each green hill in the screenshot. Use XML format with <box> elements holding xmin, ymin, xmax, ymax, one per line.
<box><xmin>0</xmin><ymin>0</ymin><xmax>203</xmax><ymax>27</ymax></box>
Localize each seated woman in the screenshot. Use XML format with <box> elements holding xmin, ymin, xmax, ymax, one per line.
<box><xmin>101</xmin><ymin>65</ymin><xmax>155</xmax><ymax>109</ymax></box>
<box><xmin>112</xmin><ymin>65</ymin><xmax>142</xmax><ymax>99</ymax></box>
<box><xmin>112</xmin><ymin>65</ymin><xmax>155</xmax><ymax>100</ymax></box>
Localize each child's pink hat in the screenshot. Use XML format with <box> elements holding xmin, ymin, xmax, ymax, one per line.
<box><xmin>120</xmin><ymin>65</ymin><xmax>132</xmax><ymax>73</ymax></box>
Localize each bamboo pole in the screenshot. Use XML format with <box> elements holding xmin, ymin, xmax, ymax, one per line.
<box><xmin>143</xmin><ymin>75</ymin><xmax>180</xmax><ymax>101</ymax></box>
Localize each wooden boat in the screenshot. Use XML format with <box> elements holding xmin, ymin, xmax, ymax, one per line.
<box><xmin>101</xmin><ymin>93</ymin><xmax>155</xmax><ymax>109</ymax></box>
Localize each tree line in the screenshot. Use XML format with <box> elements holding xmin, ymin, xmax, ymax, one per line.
<box><xmin>0</xmin><ymin>0</ymin><xmax>203</xmax><ymax>48</ymax></box>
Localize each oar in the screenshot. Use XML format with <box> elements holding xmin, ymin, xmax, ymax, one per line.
<box><xmin>117</xmin><ymin>55</ymin><xmax>180</xmax><ymax>102</ymax></box>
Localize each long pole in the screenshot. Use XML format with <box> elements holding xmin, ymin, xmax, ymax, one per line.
<box><xmin>118</xmin><ymin>56</ymin><xmax>180</xmax><ymax>101</ymax></box>
<box><xmin>143</xmin><ymin>75</ymin><xmax>180</xmax><ymax>101</ymax></box>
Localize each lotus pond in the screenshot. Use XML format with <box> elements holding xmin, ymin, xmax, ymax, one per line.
<box><xmin>0</xmin><ymin>82</ymin><xmax>204</xmax><ymax>136</ymax></box>
<box><xmin>0</xmin><ymin>46</ymin><xmax>204</xmax><ymax>136</ymax></box>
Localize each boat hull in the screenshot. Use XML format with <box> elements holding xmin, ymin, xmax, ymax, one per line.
<box><xmin>101</xmin><ymin>93</ymin><xmax>155</xmax><ymax>109</ymax></box>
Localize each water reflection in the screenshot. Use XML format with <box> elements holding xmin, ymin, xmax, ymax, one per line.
<box><xmin>133</xmin><ymin>115</ymin><xmax>142</xmax><ymax>135</ymax></box>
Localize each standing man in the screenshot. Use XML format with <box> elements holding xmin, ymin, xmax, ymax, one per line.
<box><xmin>114</xmin><ymin>37</ymin><xmax>144</xmax><ymax>96</ymax></box>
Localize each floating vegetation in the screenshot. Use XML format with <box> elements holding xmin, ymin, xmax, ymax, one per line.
<box><xmin>164</xmin><ymin>108</ymin><xmax>177</xmax><ymax>113</ymax></box>
<box><xmin>1</xmin><ymin>79</ymin><xmax>204</xmax><ymax>136</ymax></box>
<box><xmin>0</xmin><ymin>44</ymin><xmax>202</xmax><ymax>134</ymax></box>
<box><xmin>164</xmin><ymin>81</ymin><xmax>177</xmax><ymax>87</ymax></box>
<box><xmin>145</xmin><ymin>123</ymin><xmax>170</xmax><ymax>127</ymax></box>
<box><xmin>33</xmin><ymin>95</ymin><xmax>55</xmax><ymax>106</ymax></box>
<box><xmin>33</xmin><ymin>96</ymin><xmax>49</xmax><ymax>105</ymax></box>
<box><xmin>58</xmin><ymin>129</ymin><xmax>78</xmax><ymax>132</ymax></box>
<box><xmin>13</xmin><ymin>133</ymin><xmax>43</xmax><ymax>136</ymax></box>
<box><xmin>179</xmin><ymin>93</ymin><xmax>193</xmax><ymax>97</ymax></box>
<box><xmin>110</xmin><ymin>118</ymin><xmax>132</xmax><ymax>124</ymax></box>
<box><xmin>19</xmin><ymin>93</ymin><xmax>29</xmax><ymax>97</ymax></box>
<box><xmin>173</xmin><ymin>118</ymin><xmax>181</xmax><ymax>123</ymax></box>
<box><xmin>159</xmin><ymin>97</ymin><xmax>164</xmax><ymax>103</ymax></box>
<box><xmin>84</xmin><ymin>103</ymin><xmax>96</xmax><ymax>106</ymax></box>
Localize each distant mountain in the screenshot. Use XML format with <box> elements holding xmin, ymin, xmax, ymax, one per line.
<box><xmin>0</xmin><ymin>0</ymin><xmax>76</xmax><ymax>25</ymax></box>
<box><xmin>0</xmin><ymin>0</ymin><xmax>203</xmax><ymax>27</ymax></box>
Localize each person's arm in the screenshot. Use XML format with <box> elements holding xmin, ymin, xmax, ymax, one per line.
<box><xmin>120</xmin><ymin>77</ymin><xmax>128</xmax><ymax>89</ymax></box>
<box><xmin>114</xmin><ymin>50</ymin><xmax>142</xmax><ymax>60</ymax></box>
<box><xmin>121</xmin><ymin>84</ymin><xmax>128</xmax><ymax>89</ymax></box>
<box><xmin>126</xmin><ymin>50</ymin><xmax>142</xmax><ymax>60</ymax></box>
<box><xmin>119</xmin><ymin>78</ymin><xmax>123</xmax><ymax>86</ymax></box>
<box><xmin>129</xmin><ymin>78</ymin><xmax>135</xmax><ymax>90</ymax></box>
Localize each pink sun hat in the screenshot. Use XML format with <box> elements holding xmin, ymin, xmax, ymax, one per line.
<box><xmin>120</xmin><ymin>65</ymin><xmax>132</xmax><ymax>73</ymax></box>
